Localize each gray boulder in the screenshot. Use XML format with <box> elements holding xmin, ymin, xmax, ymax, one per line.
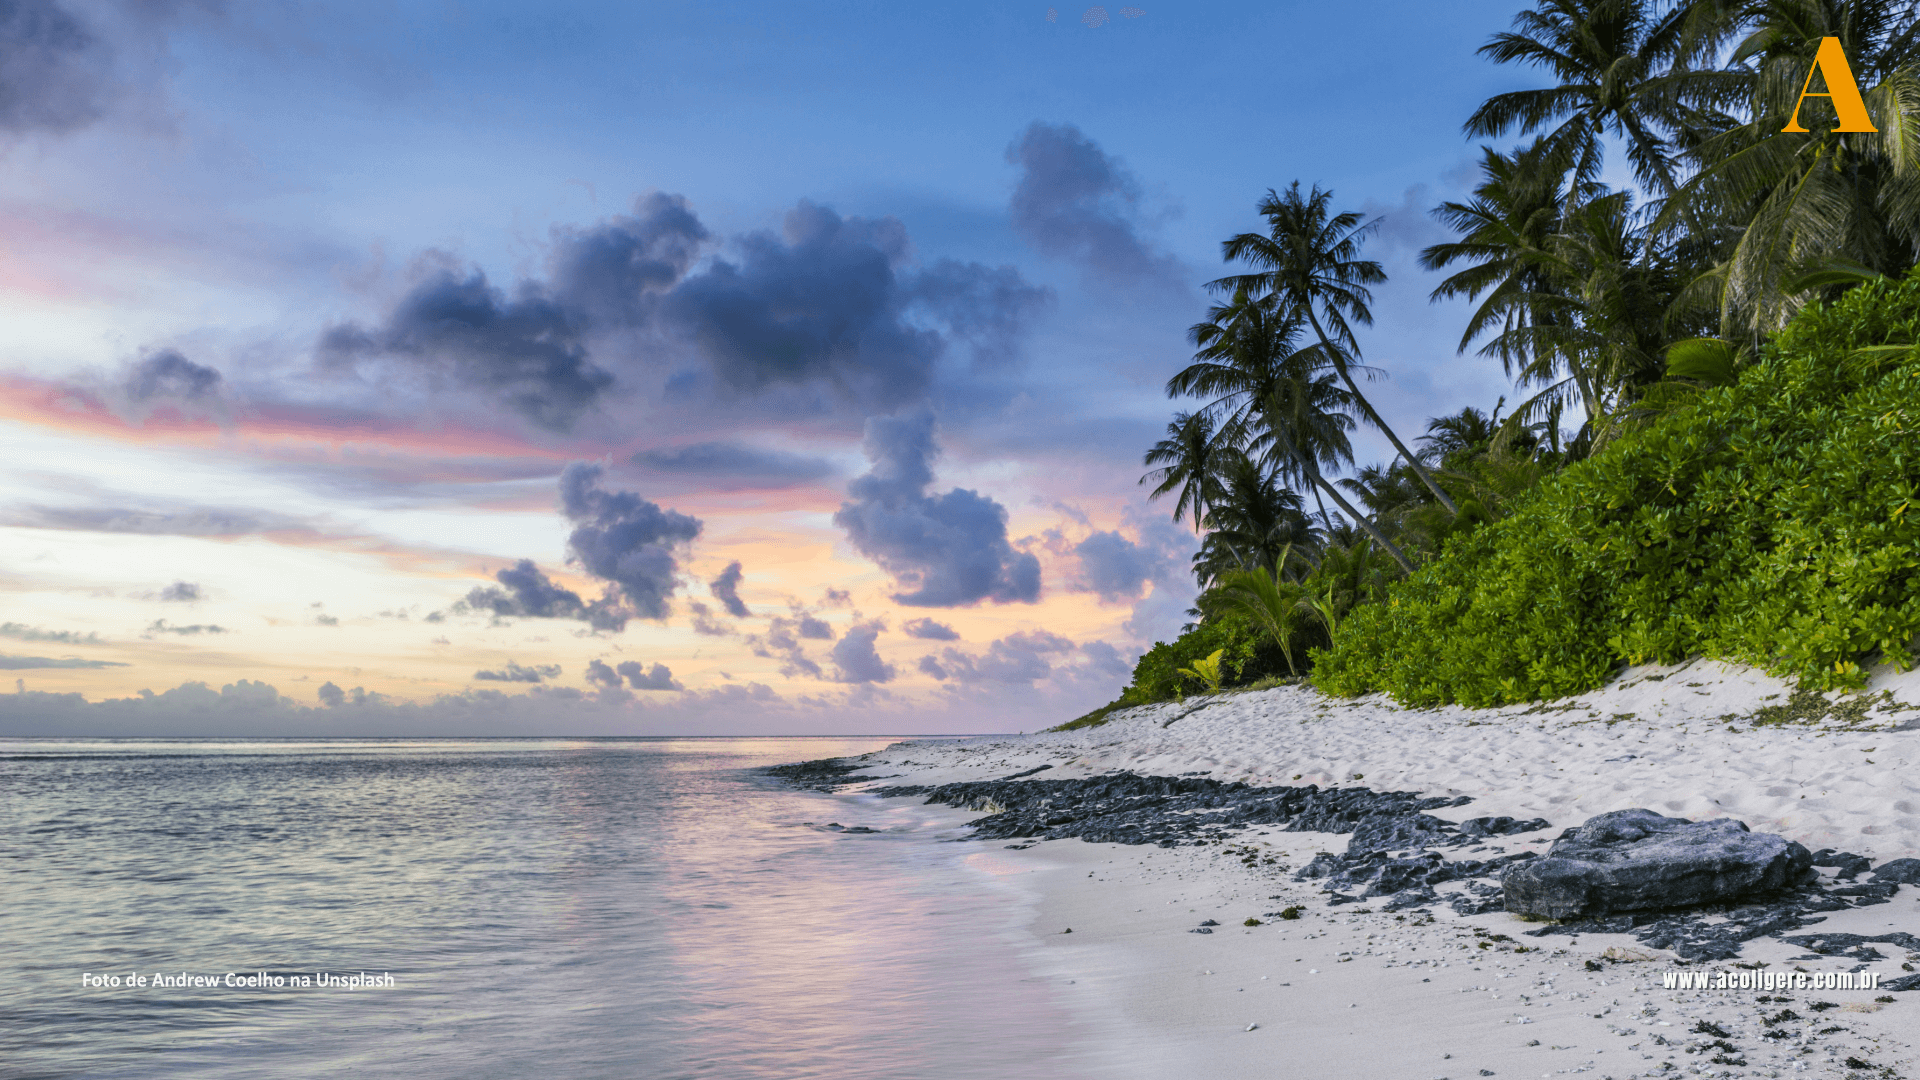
<box><xmin>1872</xmin><ymin>858</ymin><xmax>1920</xmax><ymax>884</ymax></box>
<box><xmin>1501</xmin><ymin>809</ymin><xmax>1813</xmax><ymax>920</ymax></box>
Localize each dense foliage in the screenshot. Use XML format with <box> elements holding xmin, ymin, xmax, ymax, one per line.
<box><xmin>1313</xmin><ymin>276</ymin><xmax>1920</xmax><ymax>705</ymax></box>
<box><xmin>1098</xmin><ymin>0</ymin><xmax>1920</xmax><ymax>722</ymax></box>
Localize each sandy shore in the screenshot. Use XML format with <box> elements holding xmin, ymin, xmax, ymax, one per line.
<box><xmin>831</xmin><ymin>659</ymin><xmax>1920</xmax><ymax>1079</ymax></box>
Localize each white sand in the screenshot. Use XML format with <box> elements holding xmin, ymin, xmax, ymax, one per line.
<box><xmin>846</xmin><ymin>659</ymin><xmax>1920</xmax><ymax>1079</ymax></box>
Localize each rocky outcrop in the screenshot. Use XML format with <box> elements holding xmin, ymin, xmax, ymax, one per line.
<box><xmin>1501</xmin><ymin>809</ymin><xmax>1814</xmax><ymax>920</ymax></box>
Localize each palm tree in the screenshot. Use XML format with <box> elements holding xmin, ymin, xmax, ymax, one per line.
<box><xmin>1212</xmin><ymin>183</ymin><xmax>1463</xmax><ymax>516</ymax></box>
<box><xmin>1210</xmin><ymin>560</ymin><xmax>1312</xmax><ymax>676</ymax></box>
<box><xmin>1463</xmin><ymin>0</ymin><xmax>1726</xmax><ymax>195</ymax></box>
<box><xmin>1422</xmin><ymin>141</ymin><xmax>1571</xmax><ymax>361</ymax></box>
<box><xmin>1141</xmin><ymin>411</ymin><xmax>1223</xmax><ymax>533</ymax></box>
<box><xmin>1193</xmin><ymin>450</ymin><xmax>1316</xmax><ymax>584</ymax></box>
<box><xmin>1655</xmin><ymin>0</ymin><xmax>1920</xmax><ymax>341</ymax></box>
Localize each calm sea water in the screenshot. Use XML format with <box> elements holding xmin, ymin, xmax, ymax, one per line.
<box><xmin>2</xmin><ymin>738</ymin><xmax>1090</xmax><ymax>1079</ymax></box>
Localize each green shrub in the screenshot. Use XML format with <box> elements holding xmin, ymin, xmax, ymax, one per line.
<box><xmin>1314</xmin><ymin>275</ymin><xmax>1920</xmax><ymax>706</ymax></box>
<box><xmin>1121</xmin><ymin>609</ymin><xmax>1292</xmax><ymax>705</ymax></box>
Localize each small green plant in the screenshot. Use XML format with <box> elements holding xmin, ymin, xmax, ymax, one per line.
<box><xmin>1243</xmin><ymin>917</ymin><xmax>1262</xmax><ymax>926</ymax></box>
<box><xmin>1277</xmin><ymin>906</ymin><xmax>1302</xmax><ymax>920</ymax></box>
<box><xmin>1176</xmin><ymin>648</ymin><xmax>1228</xmax><ymax>693</ymax></box>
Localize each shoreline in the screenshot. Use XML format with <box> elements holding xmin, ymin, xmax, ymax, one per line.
<box><xmin>784</xmin><ymin>659</ymin><xmax>1920</xmax><ymax>1078</ymax></box>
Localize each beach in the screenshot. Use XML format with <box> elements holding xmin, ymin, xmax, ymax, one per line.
<box><xmin>787</xmin><ymin>659</ymin><xmax>1920</xmax><ymax>1079</ymax></box>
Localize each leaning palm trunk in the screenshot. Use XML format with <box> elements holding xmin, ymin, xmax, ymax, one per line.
<box><xmin>1268</xmin><ymin>424</ymin><xmax>1415</xmax><ymax>573</ymax></box>
<box><xmin>1304</xmin><ymin>308</ymin><xmax>1462</xmax><ymax>516</ymax></box>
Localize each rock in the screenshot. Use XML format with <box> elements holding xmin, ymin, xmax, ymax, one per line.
<box><xmin>1500</xmin><ymin>809</ymin><xmax>1814</xmax><ymax>920</ymax></box>
<box><xmin>1872</xmin><ymin>858</ymin><xmax>1920</xmax><ymax>884</ymax></box>
<box><xmin>1458</xmin><ymin>816</ymin><xmax>1551</xmax><ymax>839</ymax></box>
<box><xmin>1811</xmin><ymin>848</ymin><xmax>1873</xmax><ymax>880</ymax></box>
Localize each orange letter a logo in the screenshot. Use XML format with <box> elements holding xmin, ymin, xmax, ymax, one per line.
<box><xmin>1783</xmin><ymin>36</ymin><xmax>1877</xmax><ymax>133</ymax></box>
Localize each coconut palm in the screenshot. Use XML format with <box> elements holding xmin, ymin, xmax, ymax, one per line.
<box><xmin>1191</xmin><ymin>450</ymin><xmax>1316</xmax><ymax>586</ymax></box>
<box><xmin>1655</xmin><ymin>0</ymin><xmax>1920</xmax><ymax>342</ymax></box>
<box><xmin>1464</xmin><ymin>0</ymin><xmax>1729</xmax><ymax>195</ymax></box>
<box><xmin>1141</xmin><ymin>410</ymin><xmax>1223</xmax><ymax>533</ymax></box>
<box><xmin>1211</xmin><ymin>183</ymin><xmax>1463</xmax><ymax>516</ymax></box>
<box><xmin>1210</xmin><ymin>558</ymin><xmax>1313</xmax><ymax>676</ymax></box>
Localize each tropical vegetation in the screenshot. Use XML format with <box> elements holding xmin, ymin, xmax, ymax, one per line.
<box><xmin>1093</xmin><ymin>0</ymin><xmax>1920</xmax><ymax>714</ymax></box>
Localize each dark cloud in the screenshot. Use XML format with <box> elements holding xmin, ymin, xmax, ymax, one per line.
<box><xmin>1073</xmin><ymin>530</ymin><xmax>1160</xmax><ymax>602</ymax></box>
<box><xmin>1006</xmin><ymin>122</ymin><xmax>1180</xmax><ymax>286</ymax></box>
<box><xmin>901</xmin><ymin>617</ymin><xmax>959</xmax><ymax>641</ymax></box>
<box><xmin>317</xmin><ymin>681</ymin><xmax>344</xmax><ymax>707</ymax></box>
<box><xmin>460</xmin><ymin>559</ymin><xmax>592</xmax><ymax>623</ymax></box>
<box><xmin>820</xmin><ymin>587</ymin><xmax>852</xmax><ymax>607</ymax></box>
<box><xmin>708</xmin><ymin>561</ymin><xmax>750</xmax><ymax>618</ymax></box>
<box><xmin>584</xmin><ymin>659</ymin><xmax>622</xmax><ymax>690</ymax></box>
<box><xmin>832</xmin><ymin>411</ymin><xmax>1041</xmax><ymax>607</ymax></box>
<box><xmin>830</xmin><ymin>620</ymin><xmax>894</xmax><ymax>684</ymax></box>
<box><xmin>144</xmin><ymin>619</ymin><xmax>226</xmax><ymax>636</ymax></box>
<box><xmin>319</xmin><ymin>194</ymin><xmax>1045</xmax><ymax>429</ymax></box>
<box><xmin>314</xmin><ymin>614</ymin><xmax>339</xmax><ymax>627</ymax></box>
<box><xmin>686</xmin><ymin>601</ymin><xmax>733</xmax><ymax>637</ymax></box>
<box><xmin>560</xmin><ymin>463</ymin><xmax>702</xmax><ymax>623</ymax></box>
<box><xmin>0</xmin><ymin>0</ymin><xmax>107</xmax><ymax>134</ymax></box>
<box><xmin>320</xmin><ymin>270</ymin><xmax>613</xmax><ymax>432</ymax></box>
<box><xmin>631</xmin><ymin>441</ymin><xmax>834</xmax><ymax>489</ymax></box>
<box><xmin>548</xmin><ymin>192</ymin><xmax>710</xmax><ymax>321</ymax></box>
<box><xmin>0</xmin><ymin>653</ymin><xmax>127</xmax><ymax>669</ymax></box>
<box><xmin>473</xmin><ymin>661</ymin><xmax>562</xmax><ymax>684</ymax></box>
<box><xmin>664</xmin><ymin>202</ymin><xmax>934</xmax><ymax>405</ymax></box>
<box><xmin>126</xmin><ymin>349</ymin><xmax>221</xmax><ymax>402</ymax></box>
<box><xmin>927</xmin><ymin>630</ymin><xmax>1075</xmax><ymax>685</ymax></box>
<box><xmin>1</xmin><ymin>623</ymin><xmax>103</xmax><ymax>644</ymax></box>
<box><xmin>795</xmin><ymin>614</ymin><xmax>833</xmax><ymax>640</ymax></box>
<box><xmin>906</xmin><ymin>259</ymin><xmax>1054</xmax><ymax>370</ymax></box>
<box><xmin>632</xmin><ymin>442</ymin><xmax>835</xmax><ymax>490</ymax></box>
<box><xmin>615</xmin><ymin>660</ymin><xmax>682</xmax><ymax>691</ymax></box>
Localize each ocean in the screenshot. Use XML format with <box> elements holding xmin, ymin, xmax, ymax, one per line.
<box><xmin>2</xmin><ymin>738</ymin><xmax>1089</xmax><ymax>1079</ymax></box>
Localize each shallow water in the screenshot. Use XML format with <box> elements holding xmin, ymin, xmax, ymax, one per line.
<box><xmin>2</xmin><ymin>738</ymin><xmax>1086</xmax><ymax>1079</ymax></box>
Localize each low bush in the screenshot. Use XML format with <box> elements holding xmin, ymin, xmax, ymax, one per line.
<box><xmin>1313</xmin><ymin>276</ymin><xmax>1920</xmax><ymax>706</ymax></box>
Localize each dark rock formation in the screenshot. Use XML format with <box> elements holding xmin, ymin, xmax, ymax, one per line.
<box><xmin>1872</xmin><ymin>858</ymin><xmax>1920</xmax><ymax>884</ymax></box>
<box><xmin>1501</xmin><ymin>809</ymin><xmax>1814</xmax><ymax>920</ymax></box>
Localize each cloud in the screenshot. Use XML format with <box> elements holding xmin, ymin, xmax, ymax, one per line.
<box><xmin>547</xmin><ymin>191</ymin><xmax>710</xmax><ymax>321</ymax></box>
<box><xmin>708</xmin><ymin>560</ymin><xmax>750</xmax><ymax>618</ymax></box>
<box><xmin>687</xmin><ymin>601</ymin><xmax>733</xmax><ymax>637</ymax></box>
<box><xmin>456</xmin><ymin>559</ymin><xmax>632</xmax><ymax>630</ymax></box>
<box><xmin>820</xmin><ymin>587</ymin><xmax>852</xmax><ymax>607</ymax></box>
<box><xmin>901</xmin><ymin>617</ymin><xmax>959</xmax><ymax>641</ymax></box>
<box><xmin>829</xmin><ymin>620</ymin><xmax>894</xmax><ymax>684</ymax></box>
<box><xmin>795</xmin><ymin>613</ymin><xmax>833</xmax><ymax>640</ymax></box>
<box><xmin>320</xmin><ymin>270</ymin><xmax>613</xmax><ymax>432</ymax></box>
<box><xmin>157</xmin><ymin>581</ymin><xmax>200</xmax><ymax>602</ymax></box>
<box><xmin>144</xmin><ymin>619</ymin><xmax>227</xmax><ymax>636</ymax></box>
<box><xmin>560</xmin><ymin>462</ymin><xmax>703</xmax><ymax>624</ymax></box>
<box><xmin>0</xmin><ymin>0</ymin><xmax>109</xmax><ymax>135</ymax></box>
<box><xmin>314</xmin><ymin>614</ymin><xmax>339</xmax><ymax>627</ymax></box>
<box><xmin>0</xmin><ymin>653</ymin><xmax>128</xmax><ymax>669</ymax></box>
<box><xmin>1006</xmin><ymin>122</ymin><xmax>1180</xmax><ymax>286</ymax></box>
<box><xmin>832</xmin><ymin>411</ymin><xmax>1040</xmax><ymax>607</ymax></box>
<box><xmin>12</xmin><ymin>503</ymin><xmax>305</xmax><ymax>538</ymax></box>
<box><xmin>631</xmin><ymin>441</ymin><xmax>834</xmax><ymax>488</ymax></box>
<box><xmin>1078</xmin><ymin>640</ymin><xmax>1132</xmax><ymax>679</ymax></box>
<box><xmin>473</xmin><ymin>661</ymin><xmax>562</xmax><ymax>684</ymax></box>
<box><xmin>1073</xmin><ymin>530</ymin><xmax>1162</xmax><ymax>602</ymax></box>
<box><xmin>0</xmin><ymin>623</ymin><xmax>103</xmax><ymax>645</ymax></box>
<box><xmin>584</xmin><ymin>659</ymin><xmax>621</xmax><ymax>689</ymax></box>
<box><xmin>587</xmin><ymin>657</ymin><xmax>682</xmax><ymax>691</ymax></box>
<box><xmin>747</xmin><ymin>615</ymin><xmax>823</xmax><ymax>679</ymax></box>
<box><xmin>924</xmin><ymin>630</ymin><xmax>1076</xmax><ymax>685</ymax></box>
<box><xmin>317</xmin><ymin>194</ymin><xmax>1046</xmax><ymax>429</ymax></box>
<box><xmin>318</xmin><ymin>681</ymin><xmax>344</xmax><ymax>707</ymax></box>
<box><xmin>126</xmin><ymin>349</ymin><xmax>221</xmax><ymax>402</ymax></box>
<box><xmin>615</xmin><ymin>660</ymin><xmax>682</xmax><ymax>691</ymax></box>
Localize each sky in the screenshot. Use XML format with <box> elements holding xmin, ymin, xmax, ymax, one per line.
<box><xmin>2</xmin><ymin>0</ymin><xmax>1546</xmax><ymax>735</ymax></box>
